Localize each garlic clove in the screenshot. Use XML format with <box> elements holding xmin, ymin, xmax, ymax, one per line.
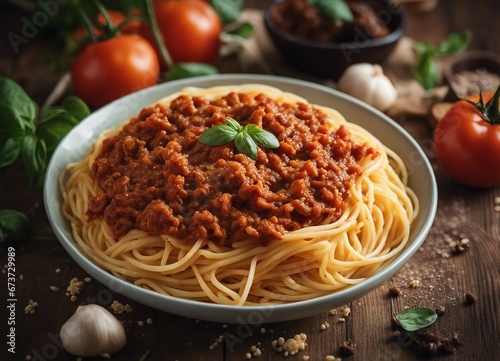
<box><xmin>338</xmin><ymin>63</ymin><xmax>398</xmax><ymax>112</ymax></box>
<box><xmin>60</xmin><ymin>304</ymin><xmax>126</xmax><ymax>357</ymax></box>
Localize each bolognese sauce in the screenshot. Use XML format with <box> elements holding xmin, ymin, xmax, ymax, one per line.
<box><xmin>87</xmin><ymin>92</ymin><xmax>378</xmax><ymax>246</ymax></box>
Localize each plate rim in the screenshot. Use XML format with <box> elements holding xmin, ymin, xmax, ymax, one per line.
<box><xmin>44</xmin><ymin>74</ymin><xmax>437</xmax><ymax>323</ymax></box>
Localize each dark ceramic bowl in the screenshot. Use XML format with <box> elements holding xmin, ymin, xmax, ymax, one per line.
<box><xmin>264</xmin><ymin>0</ymin><xmax>407</xmax><ymax>80</ymax></box>
<box><xmin>444</xmin><ymin>51</ymin><xmax>500</xmax><ymax>100</ymax></box>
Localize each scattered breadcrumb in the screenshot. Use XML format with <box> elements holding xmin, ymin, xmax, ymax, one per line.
<box><xmin>338</xmin><ymin>317</ymin><xmax>345</xmax><ymax>323</ymax></box>
<box><xmin>137</xmin><ymin>321</ymin><xmax>144</xmax><ymax>327</ymax></box>
<box><xmin>84</xmin><ymin>276</ymin><xmax>92</xmax><ymax>283</ymax></box>
<box><xmin>100</xmin><ymin>352</ymin><xmax>111</xmax><ymax>358</ymax></box>
<box><xmin>25</xmin><ymin>355</ymin><xmax>32</xmax><ymax>360</ymax></box>
<box><xmin>49</xmin><ymin>286</ymin><xmax>59</xmax><ymax>292</ymax></box>
<box><xmin>19</xmin><ymin>274</ymin><xmax>24</xmax><ymax>281</ymax></box>
<box><xmin>320</xmin><ymin>321</ymin><xmax>330</xmax><ymax>331</ymax></box>
<box><xmin>24</xmin><ymin>300</ymin><xmax>38</xmax><ymax>314</ymax></box>
<box><xmin>66</xmin><ymin>277</ymin><xmax>84</xmax><ymax>300</ymax></box>
<box><xmin>55</xmin><ymin>268</ymin><xmax>61</xmax><ymax>273</ymax></box>
<box><xmin>272</xmin><ymin>333</ymin><xmax>307</xmax><ymax>357</ymax></box>
<box><xmin>110</xmin><ymin>300</ymin><xmax>133</xmax><ymax>314</ymax></box>
<box><xmin>409</xmin><ymin>279</ymin><xmax>421</xmax><ymax>288</ymax></box>
<box><xmin>146</xmin><ymin>317</ymin><xmax>153</xmax><ymax>325</ymax></box>
<box><xmin>209</xmin><ymin>335</ymin><xmax>224</xmax><ymax>350</ymax></box>
<box><xmin>328</xmin><ymin>309</ymin><xmax>338</xmax><ymax>315</ymax></box>
<box><xmin>342</xmin><ymin>307</ymin><xmax>351</xmax><ymax>318</ymax></box>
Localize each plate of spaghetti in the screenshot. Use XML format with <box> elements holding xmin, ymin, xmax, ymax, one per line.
<box><xmin>44</xmin><ymin>74</ymin><xmax>437</xmax><ymax>323</ymax></box>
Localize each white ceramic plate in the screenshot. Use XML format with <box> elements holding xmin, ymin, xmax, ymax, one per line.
<box><xmin>44</xmin><ymin>74</ymin><xmax>437</xmax><ymax>323</ymax></box>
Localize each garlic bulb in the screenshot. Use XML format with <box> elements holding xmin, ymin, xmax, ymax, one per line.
<box><xmin>338</xmin><ymin>63</ymin><xmax>398</xmax><ymax>111</ymax></box>
<box><xmin>60</xmin><ymin>304</ymin><xmax>126</xmax><ymax>357</ymax></box>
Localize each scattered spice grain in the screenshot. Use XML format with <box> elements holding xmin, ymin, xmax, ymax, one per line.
<box><xmin>465</xmin><ymin>292</ymin><xmax>477</xmax><ymax>304</ymax></box>
<box><xmin>435</xmin><ymin>305</ymin><xmax>446</xmax><ymax>316</ymax></box>
<box><xmin>389</xmin><ymin>287</ymin><xmax>401</xmax><ymax>297</ymax></box>
<box><xmin>338</xmin><ymin>341</ymin><xmax>355</xmax><ymax>356</ymax></box>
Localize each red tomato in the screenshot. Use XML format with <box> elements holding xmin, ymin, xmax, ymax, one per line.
<box><xmin>434</xmin><ymin>90</ymin><xmax>500</xmax><ymax>188</ymax></box>
<box><xmin>71</xmin><ymin>34</ymin><xmax>159</xmax><ymax>108</ymax></box>
<box><xmin>144</xmin><ymin>0</ymin><xmax>222</xmax><ymax>70</ymax></box>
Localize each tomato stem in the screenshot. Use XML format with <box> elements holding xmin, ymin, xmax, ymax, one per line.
<box><xmin>78</xmin><ymin>9</ymin><xmax>97</xmax><ymax>42</ymax></box>
<box><xmin>92</xmin><ymin>0</ymin><xmax>117</xmax><ymax>37</ymax></box>
<box><xmin>144</xmin><ymin>0</ymin><xmax>175</xmax><ymax>70</ymax></box>
<box><xmin>464</xmin><ymin>83</ymin><xmax>500</xmax><ymax>124</ymax></box>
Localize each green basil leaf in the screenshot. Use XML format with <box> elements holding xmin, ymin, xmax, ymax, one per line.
<box><xmin>199</xmin><ymin>124</ymin><xmax>238</xmax><ymax>146</ymax></box>
<box><xmin>37</xmin><ymin>108</ymin><xmax>79</xmax><ymax>152</ymax></box>
<box><xmin>225</xmin><ymin>21</ymin><xmax>254</xmax><ymax>38</ymax></box>
<box><xmin>0</xmin><ymin>138</ymin><xmax>22</xmax><ymax>168</ymax></box>
<box><xmin>226</xmin><ymin>117</ymin><xmax>243</xmax><ymax>132</ymax></box>
<box><xmin>0</xmin><ymin>209</ymin><xmax>30</xmax><ymax>242</ymax></box>
<box><xmin>207</xmin><ymin>0</ymin><xmax>243</xmax><ymax>25</ymax></box>
<box><xmin>413</xmin><ymin>42</ymin><xmax>437</xmax><ymax>59</ymax></box>
<box><xmin>309</xmin><ymin>0</ymin><xmax>353</xmax><ymax>22</ymax></box>
<box><xmin>62</xmin><ymin>95</ymin><xmax>90</xmax><ymax>121</ymax></box>
<box><xmin>413</xmin><ymin>55</ymin><xmax>439</xmax><ymax>90</ymax></box>
<box><xmin>166</xmin><ymin>63</ymin><xmax>219</xmax><ymax>81</ymax></box>
<box><xmin>235</xmin><ymin>131</ymin><xmax>258</xmax><ymax>160</ymax></box>
<box><xmin>245</xmin><ymin>124</ymin><xmax>279</xmax><ymax>149</ymax></box>
<box><xmin>395</xmin><ymin>308</ymin><xmax>438</xmax><ymax>332</ymax></box>
<box><xmin>437</xmin><ymin>30</ymin><xmax>471</xmax><ymax>56</ymax></box>
<box><xmin>21</xmin><ymin>134</ymin><xmax>47</xmax><ymax>190</ymax></box>
<box><xmin>0</xmin><ymin>105</ymin><xmax>29</xmax><ymax>139</ymax></box>
<box><xmin>0</xmin><ymin>77</ymin><xmax>37</xmax><ymax>132</ymax></box>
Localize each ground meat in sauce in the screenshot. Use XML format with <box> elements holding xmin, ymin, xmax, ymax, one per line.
<box><xmin>87</xmin><ymin>92</ymin><xmax>378</xmax><ymax>246</ymax></box>
<box><xmin>271</xmin><ymin>0</ymin><xmax>390</xmax><ymax>43</ymax></box>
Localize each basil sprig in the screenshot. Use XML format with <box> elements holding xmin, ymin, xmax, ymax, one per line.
<box><xmin>309</xmin><ymin>0</ymin><xmax>353</xmax><ymax>22</ymax></box>
<box><xmin>199</xmin><ymin>118</ymin><xmax>279</xmax><ymax>160</ymax></box>
<box><xmin>395</xmin><ymin>307</ymin><xmax>438</xmax><ymax>343</ymax></box>
<box><xmin>0</xmin><ymin>209</ymin><xmax>30</xmax><ymax>243</ymax></box>
<box><xmin>0</xmin><ymin>77</ymin><xmax>89</xmax><ymax>189</ymax></box>
<box><xmin>413</xmin><ymin>30</ymin><xmax>471</xmax><ymax>90</ymax></box>
<box><xmin>396</xmin><ymin>308</ymin><xmax>438</xmax><ymax>332</ymax></box>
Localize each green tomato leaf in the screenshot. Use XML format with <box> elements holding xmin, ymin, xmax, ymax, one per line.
<box><xmin>235</xmin><ymin>131</ymin><xmax>258</xmax><ymax>160</ymax></box>
<box><xmin>0</xmin><ymin>138</ymin><xmax>22</xmax><ymax>168</ymax></box>
<box><xmin>309</xmin><ymin>0</ymin><xmax>353</xmax><ymax>22</ymax></box>
<box><xmin>166</xmin><ymin>63</ymin><xmax>219</xmax><ymax>81</ymax></box>
<box><xmin>207</xmin><ymin>0</ymin><xmax>244</xmax><ymax>25</ymax></box>
<box><xmin>244</xmin><ymin>124</ymin><xmax>279</xmax><ymax>149</ymax></box>
<box><xmin>21</xmin><ymin>134</ymin><xmax>47</xmax><ymax>190</ymax></box>
<box><xmin>437</xmin><ymin>30</ymin><xmax>471</xmax><ymax>56</ymax></box>
<box><xmin>0</xmin><ymin>77</ymin><xmax>37</xmax><ymax>132</ymax></box>
<box><xmin>0</xmin><ymin>209</ymin><xmax>30</xmax><ymax>242</ymax></box>
<box><xmin>395</xmin><ymin>308</ymin><xmax>438</xmax><ymax>332</ymax></box>
<box><xmin>199</xmin><ymin>124</ymin><xmax>238</xmax><ymax>146</ymax></box>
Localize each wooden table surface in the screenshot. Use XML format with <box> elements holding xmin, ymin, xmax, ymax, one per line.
<box><xmin>1</xmin><ymin>1</ymin><xmax>499</xmax><ymax>360</ymax></box>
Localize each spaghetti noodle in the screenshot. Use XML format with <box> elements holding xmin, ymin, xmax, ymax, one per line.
<box><xmin>61</xmin><ymin>85</ymin><xmax>418</xmax><ymax>305</ymax></box>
